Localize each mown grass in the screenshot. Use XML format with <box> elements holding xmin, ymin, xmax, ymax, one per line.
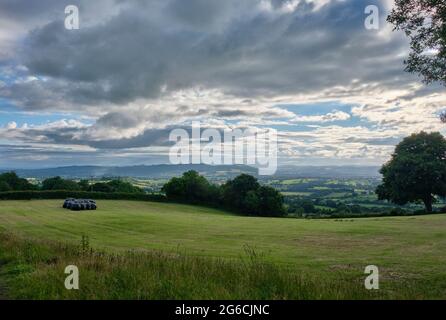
<box><xmin>0</xmin><ymin>200</ymin><xmax>445</xmax><ymax>299</ymax></box>
<box><xmin>0</xmin><ymin>232</ymin><xmax>380</xmax><ymax>300</ymax></box>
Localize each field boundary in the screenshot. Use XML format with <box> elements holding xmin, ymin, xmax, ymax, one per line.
<box><xmin>0</xmin><ymin>190</ymin><xmax>167</xmax><ymax>202</ymax></box>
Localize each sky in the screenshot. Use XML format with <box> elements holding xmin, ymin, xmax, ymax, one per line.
<box><xmin>0</xmin><ymin>0</ymin><xmax>445</xmax><ymax>169</ymax></box>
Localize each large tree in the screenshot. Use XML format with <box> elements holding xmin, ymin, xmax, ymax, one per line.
<box><xmin>41</xmin><ymin>176</ymin><xmax>80</xmax><ymax>191</ymax></box>
<box><xmin>161</xmin><ymin>170</ymin><xmax>216</xmax><ymax>204</ymax></box>
<box><xmin>221</xmin><ymin>174</ymin><xmax>260</xmax><ymax>211</ymax></box>
<box><xmin>387</xmin><ymin>0</ymin><xmax>446</xmax><ymax>85</ymax></box>
<box><xmin>222</xmin><ymin>174</ymin><xmax>285</xmax><ymax>217</ymax></box>
<box><xmin>0</xmin><ymin>172</ymin><xmax>36</xmax><ymax>191</ymax></box>
<box><xmin>376</xmin><ymin>132</ymin><xmax>446</xmax><ymax>212</ymax></box>
<box><xmin>162</xmin><ymin>172</ymin><xmax>285</xmax><ymax>217</ymax></box>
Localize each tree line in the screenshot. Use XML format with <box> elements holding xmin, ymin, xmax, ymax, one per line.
<box><xmin>162</xmin><ymin>171</ymin><xmax>285</xmax><ymax>217</ymax></box>
<box><xmin>0</xmin><ymin>173</ymin><xmax>143</xmax><ymax>194</ymax></box>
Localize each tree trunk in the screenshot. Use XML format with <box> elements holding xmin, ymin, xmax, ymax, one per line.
<box><xmin>423</xmin><ymin>197</ymin><xmax>433</xmax><ymax>213</ymax></box>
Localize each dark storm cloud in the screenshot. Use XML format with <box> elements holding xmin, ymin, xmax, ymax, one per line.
<box><xmin>1</xmin><ymin>120</ymin><xmax>177</xmax><ymax>150</ymax></box>
<box><xmin>1</xmin><ymin>120</ymin><xmax>257</xmax><ymax>150</ymax></box>
<box><xmin>0</xmin><ymin>143</ymin><xmax>168</xmax><ymax>168</ymax></box>
<box><xmin>214</xmin><ymin>110</ymin><xmax>250</xmax><ymax>117</ymax></box>
<box><xmin>95</xmin><ymin>112</ymin><xmax>141</xmax><ymax>129</ymax></box>
<box><xmin>0</xmin><ymin>0</ymin><xmax>65</xmax><ymax>20</ymax></box>
<box><xmin>0</xmin><ymin>0</ymin><xmax>122</xmax><ymax>23</ymax></box>
<box><xmin>88</xmin><ymin>127</ymin><xmax>177</xmax><ymax>149</ymax></box>
<box><xmin>0</xmin><ymin>0</ymin><xmax>412</xmax><ymax>111</ymax></box>
<box><xmin>166</xmin><ymin>0</ymin><xmax>240</xmax><ymax>30</ymax></box>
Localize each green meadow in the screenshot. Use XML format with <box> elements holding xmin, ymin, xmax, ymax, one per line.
<box><xmin>0</xmin><ymin>200</ymin><xmax>445</xmax><ymax>299</ymax></box>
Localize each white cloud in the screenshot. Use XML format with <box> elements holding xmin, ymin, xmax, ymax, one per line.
<box><xmin>5</xmin><ymin>121</ymin><xmax>17</xmax><ymax>129</ymax></box>
<box><xmin>0</xmin><ymin>0</ymin><xmax>445</xmax><ymax>167</ymax></box>
<box><xmin>291</xmin><ymin>110</ymin><xmax>351</xmax><ymax>122</ymax></box>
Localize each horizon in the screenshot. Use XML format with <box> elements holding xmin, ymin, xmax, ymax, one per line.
<box><xmin>0</xmin><ymin>163</ymin><xmax>381</xmax><ymax>170</ymax></box>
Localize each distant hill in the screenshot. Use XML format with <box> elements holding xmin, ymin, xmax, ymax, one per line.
<box><xmin>1</xmin><ymin>164</ymin><xmax>381</xmax><ymax>179</ymax></box>
<box><xmin>2</xmin><ymin>164</ymin><xmax>258</xmax><ymax>179</ymax></box>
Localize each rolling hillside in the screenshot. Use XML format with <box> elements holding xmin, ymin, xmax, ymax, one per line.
<box><xmin>0</xmin><ymin>200</ymin><xmax>445</xmax><ymax>299</ymax></box>
<box><xmin>0</xmin><ymin>200</ymin><xmax>443</xmax><ymax>266</ymax></box>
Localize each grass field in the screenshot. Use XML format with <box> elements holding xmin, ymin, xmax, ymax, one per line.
<box><xmin>0</xmin><ymin>200</ymin><xmax>445</xmax><ymax>299</ymax></box>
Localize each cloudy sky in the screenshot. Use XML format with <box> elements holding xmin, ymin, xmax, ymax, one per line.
<box><xmin>0</xmin><ymin>0</ymin><xmax>445</xmax><ymax>169</ymax></box>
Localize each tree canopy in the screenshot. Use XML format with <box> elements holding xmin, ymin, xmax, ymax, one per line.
<box><xmin>0</xmin><ymin>172</ymin><xmax>36</xmax><ymax>191</ymax></box>
<box><xmin>387</xmin><ymin>0</ymin><xmax>446</xmax><ymax>85</ymax></box>
<box><xmin>162</xmin><ymin>171</ymin><xmax>285</xmax><ymax>217</ymax></box>
<box><xmin>41</xmin><ymin>176</ymin><xmax>81</xmax><ymax>191</ymax></box>
<box><xmin>376</xmin><ymin>131</ymin><xmax>446</xmax><ymax>212</ymax></box>
<box><xmin>162</xmin><ymin>170</ymin><xmax>218</xmax><ymax>204</ymax></box>
<box><xmin>221</xmin><ymin>174</ymin><xmax>260</xmax><ymax>211</ymax></box>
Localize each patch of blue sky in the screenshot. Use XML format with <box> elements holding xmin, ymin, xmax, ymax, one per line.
<box><xmin>276</xmin><ymin>101</ymin><xmax>373</xmax><ymax>129</ymax></box>
<box><xmin>0</xmin><ymin>99</ymin><xmax>92</xmax><ymax>127</ymax></box>
<box><xmin>224</xmin><ymin>101</ymin><xmax>372</xmax><ymax>132</ymax></box>
<box><xmin>0</xmin><ymin>62</ymin><xmax>29</xmax><ymax>85</ymax></box>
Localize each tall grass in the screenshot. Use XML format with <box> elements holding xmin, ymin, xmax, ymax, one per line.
<box><xmin>0</xmin><ymin>232</ymin><xmax>388</xmax><ymax>300</ymax></box>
